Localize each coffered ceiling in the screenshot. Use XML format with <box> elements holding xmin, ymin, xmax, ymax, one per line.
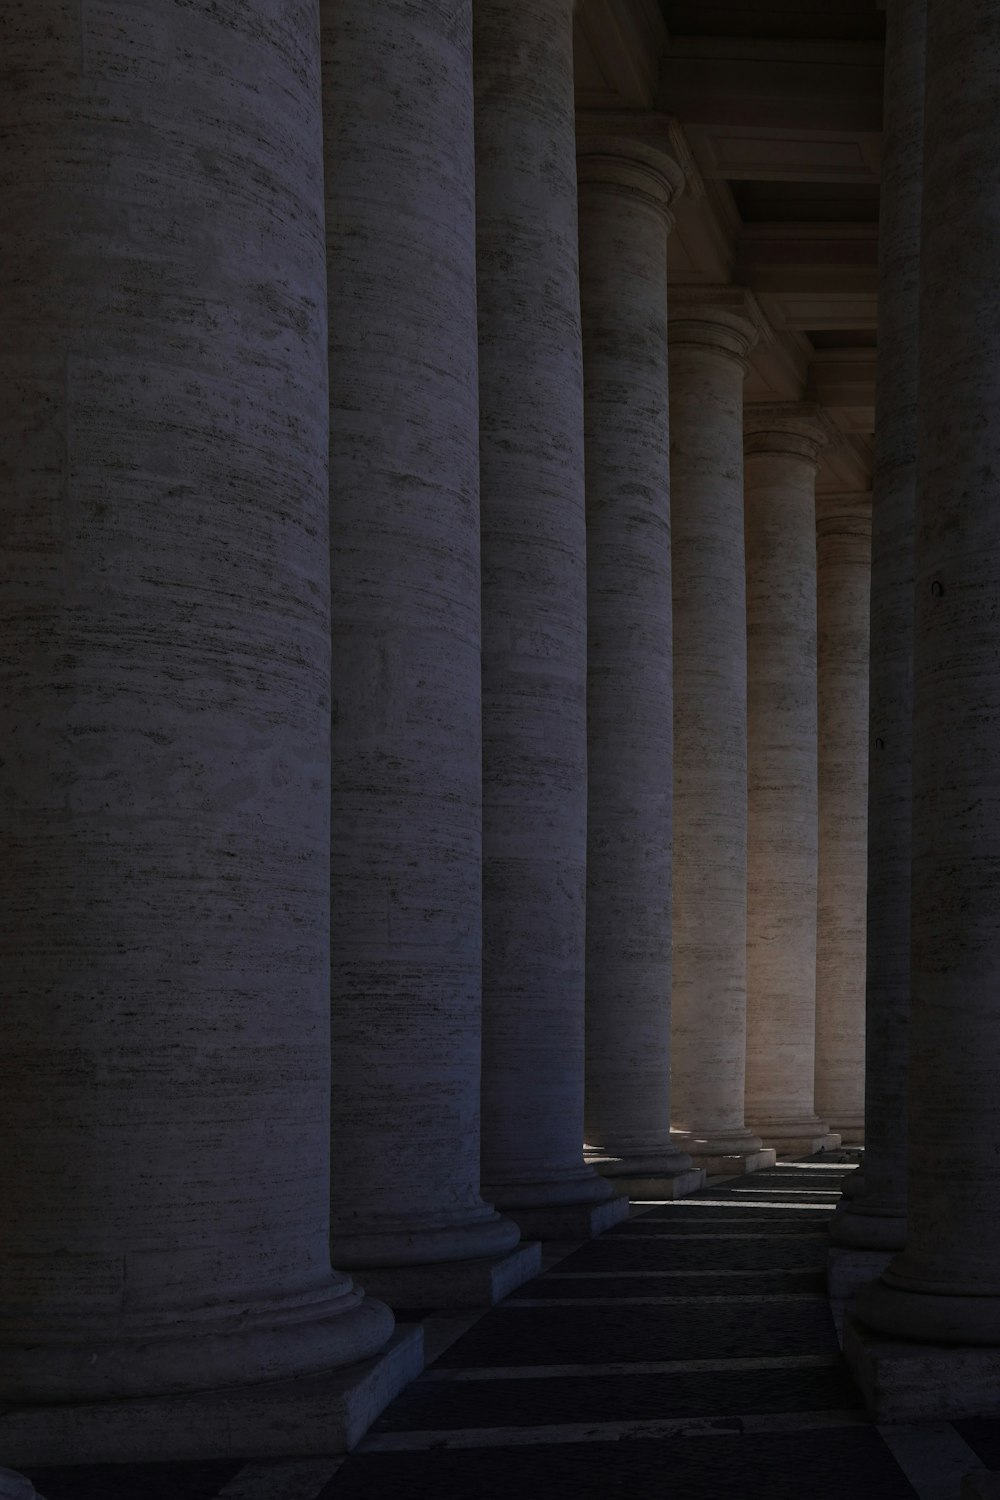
<box><xmin>574</xmin><ymin>0</ymin><xmax>882</xmax><ymax>491</ymax></box>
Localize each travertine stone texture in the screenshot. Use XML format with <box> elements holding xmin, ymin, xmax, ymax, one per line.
<box><xmin>0</xmin><ymin>1328</ymin><xmax>425</xmax><ymax>1464</ymax></box>
<box><xmin>814</xmin><ymin>494</ymin><xmax>872</xmax><ymax>1143</ymax></box>
<box><xmin>324</xmin><ymin>0</ymin><xmax>519</xmax><ymax>1273</ymax></box>
<box><xmin>476</xmin><ymin>0</ymin><xmax>613</xmax><ymax>1223</ymax></box>
<box><xmin>744</xmin><ymin>404</ymin><xmax>832</xmax><ymax>1155</ymax></box>
<box><xmin>668</xmin><ymin>290</ymin><xmax>768</xmax><ymax>1168</ymax></box>
<box><xmin>846</xmin><ymin>1314</ymin><xmax>1000</xmax><ymax>1421</ymax></box>
<box><xmin>832</xmin><ymin>0</ymin><xmax>924</xmax><ymax>1258</ymax></box>
<box><xmin>576</xmin><ymin>136</ymin><xmax>695</xmax><ymax>1191</ymax></box>
<box><xmin>857</xmin><ymin>0</ymin><xmax>1000</xmax><ymax>1351</ymax></box>
<box><xmin>0</xmin><ymin>0</ymin><xmax>392</xmax><ymax>1405</ymax></box>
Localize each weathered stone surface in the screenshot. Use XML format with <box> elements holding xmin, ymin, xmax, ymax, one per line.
<box><xmin>668</xmin><ymin>290</ymin><xmax>768</xmax><ymax>1171</ymax></box>
<box><xmin>845</xmin><ymin>1315</ymin><xmax>1000</xmax><ymax>1422</ymax></box>
<box><xmin>324</xmin><ymin>0</ymin><xmax>519</xmax><ymax>1276</ymax></box>
<box><xmin>857</xmin><ymin>0</ymin><xmax>1000</xmax><ymax>1351</ymax></box>
<box><xmin>814</xmin><ymin>493</ymin><xmax>871</xmax><ymax>1144</ymax></box>
<box><xmin>356</xmin><ymin>1244</ymin><xmax>543</xmax><ymax>1311</ymax></box>
<box><xmin>576</xmin><ymin>133</ymin><xmax>692</xmax><ymax>1192</ymax></box>
<box><xmin>0</xmin><ymin>0</ymin><xmax>391</xmax><ymax>1408</ymax></box>
<box><xmin>0</xmin><ymin>1328</ymin><xmax>424</xmax><ymax>1465</ymax></box>
<box><xmin>476</xmin><ymin>0</ymin><xmax>611</xmax><ymax>1219</ymax></box>
<box><xmin>833</xmin><ymin>0</ymin><xmax>923</xmax><ymax>1255</ymax></box>
<box><xmin>0</xmin><ymin>1472</ymin><xmax>40</xmax><ymax>1500</ymax></box>
<box><xmin>744</xmin><ymin>404</ymin><xmax>832</xmax><ymax>1157</ymax></box>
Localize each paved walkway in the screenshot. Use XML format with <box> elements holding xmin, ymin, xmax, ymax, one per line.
<box><xmin>23</xmin><ymin>1161</ymin><xmax>1000</xmax><ymax>1499</ymax></box>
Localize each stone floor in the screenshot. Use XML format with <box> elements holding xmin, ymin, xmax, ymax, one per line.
<box><xmin>22</xmin><ymin>1160</ymin><xmax>1000</xmax><ymax>1499</ymax></box>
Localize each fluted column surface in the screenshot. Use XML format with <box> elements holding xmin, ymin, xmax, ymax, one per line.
<box><xmin>669</xmin><ymin>291</ymin><xmax>765</xmax><ymax>1160</ymax></box>
<box><xmin>744</xmin><ymin>405</ymin><xmax>831</xmax><ymax>1150</ymax></box>
<box><xmin>577</xmin><ymin>138</ymin><xmax>690</xmax><ymax>1178</ymax></box>
<box><xmin>858</xmin><ymin>0</ymin><xmax>1000</xmax><ymax>1346</ymax></box>
<box><xmin>0</xmin><ymin>0</ymin><xmax>391</xmax><ymax>1403</ymax></box>
<box><xmin>815</xmin><ymin>494</ymin><xmax>872</xmax><ymax>1142</ymax></box>
<box><xmin>324</xmin><ymin>0</ymin><xmax>518</xmax><ymax>1269</ymax></box>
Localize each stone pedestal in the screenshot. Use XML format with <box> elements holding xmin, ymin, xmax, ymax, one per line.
<box><xmin>576</xmin><ymin>132</ymin><xmax>698</xmax><ymax>1203</ymax></box>
<box><xmin>852</xmin><ymin>0</ymin><xmax>1000</xmax><ymax>1393</ymax></box>
<box><xmin>475</xmin><ymin>0</ymin><xmax>615</xmax><ymax>1236</ymax></box>
<box><xmin>743</xmin><ymin>404</ymin><xmax>834</xmax><ymax>1157</ymax></box>
<box><xmin>0</xmin><ymin>1329</ymin><xmax>425</xmax><ymax>1465</ymax></box>
<box><xmin>0</xmin><ymin>0</ymin><xmax>395</xmax><ymax>1427</ymax></box>
<box><xmin>356</xmin><ymin>1243</ymin><xmax>543</xmax><ymax>1311</ymax></box>
<box><xmin>828</xmin><ymin>1246</ymin><xmax>894</xmax><ymax>1306</ymax></box>
<box><xmin>831</xmin><ymin>0</ymin><xmax>923</xmax><ymax>1258</ymax></box>
<box><xmin>324</xmin><ymin>0</ymin><xmax>525</xmax><ymax>1293</ymax></box>
<box><xmin>815</xmin><ymin>494</ymin><xmax>872</xmax><ymax>1145</ymax></box>
<box><xmin>845</xmin><ymin>1315</ymin><xmax>1000</xmax><ymax>1423</ymax></box>
<box><xmin>668</xmin><ymin>289</ymin><xmax>769</xmax><ymax>1176</ymax></box>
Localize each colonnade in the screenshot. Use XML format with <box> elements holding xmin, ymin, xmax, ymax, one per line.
<box><xmin>17</xmin><ymin>0</ymin><xmax>1000</xmax><ymax>1463</ymax></box>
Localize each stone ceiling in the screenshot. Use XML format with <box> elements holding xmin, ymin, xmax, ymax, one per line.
<box><xmin>574</xmin><ymin>0</ymin><xmax>882</xmax><ymax>491</ymax></box>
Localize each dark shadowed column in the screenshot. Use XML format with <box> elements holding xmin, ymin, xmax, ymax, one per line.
<box><xmin>831</xmin><ymin>0</ymin><xmax>924</xmax><ymax>1272</ymax></box>
<box><xmin>744</xmin><ymin>404</ymin><xmax>835</xmax><ymax>1156</ymax></box>
<box><xmin>324</xmin><ymin>0</ymin><xmax>530</xmax><ymax>1307</ymax></box>
<box><xmin>668</xmin><ymin>289</ymin><xmax>772</xmax><ymax>1178</ymax></box>
<box><xmin>815</xmin><ymin>493</ymin><xmax>872</xmax><ymax>1143</ymax></box>
<box><xmin>0</xmin><ymin>0</ymin><xmax>397</xmax><ymax>1434</ymax></box>
<box><xmin>853</xmin><ymin>0</ymin><xmax>1000</xmax><ymax>1371</ymax></box>
<box><xmin>577</xmin><ymin>133</ymin><xmax>703</xmax><ymax>1202</ymax></box>
<box><xmin>476</xmin><ymin>0</ymin><xmax>625</xmax><ymax>1239</ymax></box>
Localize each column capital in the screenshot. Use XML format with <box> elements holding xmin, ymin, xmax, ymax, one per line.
<box><xmin>576</xmin><ymin>111</ymin><xmax>686</xmax><ymax>221</ymax></box>
<box><xmin>669</xmin><ymin>285</ymin><xmax>771</xmax><ymax>369</ymax></box>
<box><xmin>744</xmin><ymin>402</ymin><xmax>835</xmax><ymax>469</ymax></box>
<box><xmin>816</xmin><ymin>490</ymin><xmax>873</xmax><ymax>534</ymax></box>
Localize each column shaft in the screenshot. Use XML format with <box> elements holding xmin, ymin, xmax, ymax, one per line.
<box><xmin>833</xmin><ymin>0</ymin><xmax>924</xmax><ymax>1255</ymax></box>
<box><xmin>744</xmin><ymin>405</ymin><xmax>833</xmax><ymax>1155</ymax></box>
<box><xmin>577</xmin><ymin>138</ymin><xmax>699</xmax><ymax>1197</ymax></box>
<box><xmin>857</xmin><ymin>0</ymin><xmax>1000</xmax><ymax>1348</ymax></box>
<box><xmin>325</xmin><ymin>0</ymin><xmax>520</xmax><ymax>1278</ymax></box>
<box><xmin>476</xmin><ymin>0</ymin><xmax>619</xmax><ymax>1234</ymax></box>
<box><xmin>0</xmin><ymin>0</ymin><xmax>390</xmax><ymax>1403</ymax></box>
<box><xmin>668</xmin><ymin>291</ymin><xmax>770</xmax><ymax>1174</ymax></box>
<box><xmin>815</xmin><ymin>495</ymin><xmax>872</xmax><ymax>1142</ymax></box>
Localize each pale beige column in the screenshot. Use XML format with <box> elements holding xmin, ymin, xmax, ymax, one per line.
<box><xmin>668</xmin><ymin>289</ymin><xmax>772</xmax><ymax>1176</ymax></box>
<box><xmin>577</xmin><ymin>135</ymin><xmax>702</xmax><ymax>1200</ymax></box>
<box><xmin>815</xmin><ymin>493</ymin><xmax>872</xmax><ymax>1143</ymax></box>
<box><xmin>744</xmin><ymin>404</ymin><xmax>834</xmax><ymax>1155</ymax></box>
<box><xmin>475</xmin><ymin>0</ymin><xmax>623</xmax><ymax>1239</ymax></box>
<box><xmin>832</xmin><ymin>0</ymin><xmax>924</xmax><ymax>1261</ymax></box>
<box><xmin>854</xmin><ymin>0</ymin><xmax>1000</xmax><ymax>1358</ymax></box>
<box><xmin>324</xmin><ymin>0</ymin><xmax>529</xmax><ymax>1305</ymax></box>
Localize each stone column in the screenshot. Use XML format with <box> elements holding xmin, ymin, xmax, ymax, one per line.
<box><xmin>668</xmin><ymin>290</ymin><xmax>773</xmax><ymax>1177</ymax></box>
<box><xmin>831</xmin><ymin>0</ymin><xmax>924</xmax><ymax>1268</ymax></box>
<box><xmin>852</xmin><ymin>0</ymin><xmax>1000</xmax><ymax>1377</ymax></box>
<box><xmin>576</xmin><ymin>135</ymin><xmax>703</xmax><ymax>1201</ymax></box>
<box><xmin>815</xmin><ymin>493</ymin><xmax>871</xmax><ymax>1142</ymax></box>
<box><xmin>476</xmin><ymin>0</ymin><xmax>624</xmax><ymax>1239</ymax></box>
<box><xmin>744</xmin><ymin>404</ymin><xmax>835</xmax><ymax>1155</ymax></box>
<box><xmin>324</xmin><ymin>0</ymin><xmax>531</xmax><ymax>1308</ymax></box>
<box><xmin>0</xmin><ymin>0</ymin><xmax>400</xmax><ymax>1447</ymax></box>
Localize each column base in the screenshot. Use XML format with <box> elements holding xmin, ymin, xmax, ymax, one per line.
<box><xmin>0</xmin><ymin>1327</ymin><xmax>424</xmax><ymax>1467</ymax></box>
<box><xmin>828</xmin><ymin>1245</ymin><xmax>894</xmax><ymax>1305</ymax></box>
<box><xmin>844</xmin><ymin>1312</ymin><xmax>1000</xmax><ymax>1422</ymax></box>
<box><xmin>504</xmin><ymin>1194</ymin><xmax>630</xmax><ymax>1240</ymax></box>
<box><xmin>829</xmin><ymin>1198</ymin><xmax>906</xmax><ymax>1252</ymax></box>
<box><xmin>749</xmin><ymin>1115</ymin><xmax>840</xmax><ymax>1157</ymax></box>
<box><xmin>330</xmin><ymin>1206</ymin><xmax>521</xmax><ymax>1270</ymax></box>
<box><xmin>0</xmin><ymin>1472</ymin><xmax>39</xmax><ymax>1500</ymax></box>
<box><xmin>825</xmin><ymin>1116</ymin><xmax>865</xmax><ymax>1146</ymax></box>
<box><xmin>585</xmin><ymin>1145</ymin><xmax>705</xmax><ymax>1199</ymax></box>
<box><xmin>352</xmin><ymin>1241</ymin><xmax>541</xmax><ymax>1309</ymax></box>
<box><xmin>670</xmin><ymin>1127</ymin><xmax>775</xmax><ymax>1176</ymax></box>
